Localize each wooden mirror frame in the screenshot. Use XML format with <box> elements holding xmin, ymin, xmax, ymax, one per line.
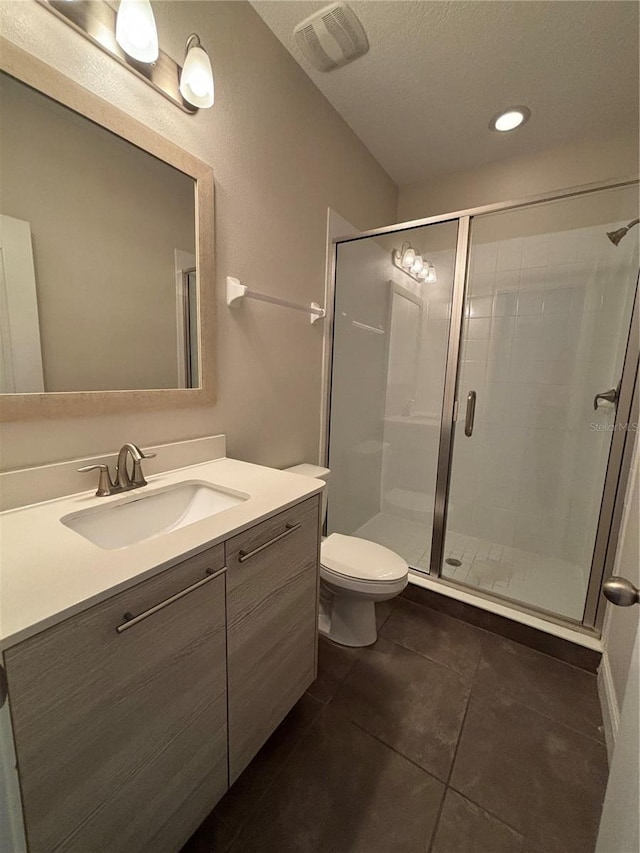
<box><xmin>0</xmin><ymin>38</ymin><xmax>215</xmax><ymax>421</ymax></box>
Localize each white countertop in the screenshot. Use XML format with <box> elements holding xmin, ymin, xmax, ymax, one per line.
<box><xmin>0</xmin><ymin>458</ymin><xmax>323</xmax><ymax>651</ymax></box>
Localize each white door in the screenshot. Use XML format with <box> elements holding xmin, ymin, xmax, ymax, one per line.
<box><xmin>0</xmin><ymin>215</ymin><xmax>44</xmax><ymax>392</ymax></box>
<box><xmin>596</xmin><ymin>439</ymin><xmax>640</xmax><ymax>853</ymax></box>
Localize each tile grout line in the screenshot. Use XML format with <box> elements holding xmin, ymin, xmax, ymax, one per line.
<box><xmin>445</xmin><ymin>677</ymin><xmax>475</xmax><ymax>789</ymax></box>
<box><xmin>425</xmin><ymin>785</ymin><xmax>448</xmax><ymax>853</ymax></box>
<box><xmin>446</xmin><ymin>780</ymin><xmax>527</xmax><ymax>841</ymax></box>
<box><xmin>377</xmin><ymin>631</ymin><xmax>479</xmax><ymax>683</ymax></box>
<box><xmin>346</xmin><ymin>716</ymin><xmax>450</xmax><ymax>787</ymax></box>
<box><xmin>426</xmin><ymin>653</ymin><xmax>526</xmax><ymax>853</ymax></box>
<box><xmin>427</xmin><ymin>657</ymin><xmax>480</xmax><ymax>853</ymax></box>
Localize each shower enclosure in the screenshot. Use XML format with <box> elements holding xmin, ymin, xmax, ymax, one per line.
<box><xmin>326</xmin><ymin>180</ymin><xmax>639</xmax><ymax>632</ymax></box>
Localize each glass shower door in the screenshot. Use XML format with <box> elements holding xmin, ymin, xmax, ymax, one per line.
<box><xmin>442</xmin><ymin>185</ymin><xmax>639</xmax><ymax>620</ymax></box>
<box><xmin>328</xmin><ymin>220</ymin><xmax>459</xmax><ymax>565</ymax></box>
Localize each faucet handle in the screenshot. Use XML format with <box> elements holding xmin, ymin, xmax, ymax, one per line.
<box><xmin>78</xmin><ymin>464</ymin><xmax>118</xmax><ymax>497</ymax></box>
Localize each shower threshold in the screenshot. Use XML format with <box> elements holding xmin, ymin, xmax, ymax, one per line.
<box><xmin>353</xmin><ymin>511</ymin><xmax>591</xmax><ymax>629</ymax></box>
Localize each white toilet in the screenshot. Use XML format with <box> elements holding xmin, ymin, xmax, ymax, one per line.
<box><xmin>285</xmin><ymin>464</ymin><xmax>408</xmax><ymax>647</ymax></box>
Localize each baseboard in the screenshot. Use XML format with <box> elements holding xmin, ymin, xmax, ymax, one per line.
<box><xmin>597</xmin><ymin>650</ymin><xmax>620</xmax><ymax>763</ymax></box>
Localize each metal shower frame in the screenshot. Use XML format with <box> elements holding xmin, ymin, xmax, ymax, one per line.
<box><xmin>324</xmin><ymin>176</ymin><xmax>640</xmax><ymax>636</ymax></box>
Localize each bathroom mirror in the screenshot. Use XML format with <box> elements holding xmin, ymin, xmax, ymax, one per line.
<box><xmin>0</xmin><ymin>39</ymin><xmax>215</xmax><ymax>420</ymax></box>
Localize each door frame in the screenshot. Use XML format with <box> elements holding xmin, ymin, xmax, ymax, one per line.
<box><xmin>326</xmin><ymin>176</ymin><xmax>639</xmax><ymax>635</ymax></box>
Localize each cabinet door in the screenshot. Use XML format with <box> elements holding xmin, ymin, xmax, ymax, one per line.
<box><xmin>4</xmin><ymin>545</ymin><xmax>227</xmax><ymax>853</ymax></box>
<box><xmin>226</xmin><ymin>496</ymin><xmax>320</xmax><ymax>782</ymax></box>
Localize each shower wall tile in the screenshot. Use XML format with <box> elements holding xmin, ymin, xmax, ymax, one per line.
<box><xmin>466</xmin><ymin>295</ymin><xmax>494</xmax><ymax>318</ymax></box>
<box><xmin>496</xmin><ymin>237</ymin><xmax>523</xmax><ymax>271</ymax></box>
<box><xmin>520</xmin><ymin>234</ymin><xmax>549</xmax><ymax>268</ymax></box>
<box><xmin>493</xmin><ymin>290</ymin><xmax>518</xmax><ymax>316</ymax></box>
<box><xmin>516</xmin><ymin>288</ymin><xmax>545</xmax><ymax>315</ymax></box>
<box><xmin>452</xmin><ymin>217</ymin><xmax>638</xmax><ymax>578</ymax></box>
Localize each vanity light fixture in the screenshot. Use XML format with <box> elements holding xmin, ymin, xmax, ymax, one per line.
<box><xmin>180</xmin><ymin>34</ymin><xmax>214</xmax><ymax>109</ymax></box>
<box><xmin>489</xmin><ymin>105</ymin><xmax>531</xmax><ymax>132</ymax></box>
<box><xmin>392</xmin><ymin>243</ymin><xmax>437</xmax><ymax>284</ymax></box>
<box><xmin>38</xmin><ymin>0</ymin><xmax>214</xmax><ymax>113</ymax></box>
<box><xmin>115</xmin><ymin>0</ymin><xmax>159</xmax><ymax>64</ymax></box>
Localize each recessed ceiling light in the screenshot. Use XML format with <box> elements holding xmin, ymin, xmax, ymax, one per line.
<box><xmin>489</xmin><ymin>106</ymin><xmax>531</xmax><ymax>132</ymax></box>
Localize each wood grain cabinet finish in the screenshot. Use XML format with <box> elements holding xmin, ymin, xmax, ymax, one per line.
<box><xmin>4</xmin><ymin>544</ymin><xmax>227</xmax><ymax>853</ymax></box>
<box><xmin>225</xmin><ymin>495</ymin><xmax>320</xmax><ymax>782</ymax></box>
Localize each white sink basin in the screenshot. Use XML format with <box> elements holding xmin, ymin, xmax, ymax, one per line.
<box><xmin>61</xmin><ymin>480</ymin><xmax>249</xmax><ymax>550</ymax></box>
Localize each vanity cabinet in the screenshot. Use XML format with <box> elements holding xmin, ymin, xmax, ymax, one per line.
<box><xmin>225</xmin><ymin>495</ymin><xmax>320</xmax><ymax>782</ymax></box>
<box><xmin>2</xmin><ymin>491</ymin><xmax>321</xmax><ymax>853</ymax></box>
<box><xmin>4</xmin><ymin>544</ymin><xmax>228</xmax><ymax>853</ymax></box>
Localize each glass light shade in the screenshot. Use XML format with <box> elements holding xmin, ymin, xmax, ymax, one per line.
<box><xmin>417</xmin><ymin>267</ymin><xmax>429</xmax><ymax>281</ymax></box>
<box><xmin>425</xmin><ymin>264</ymin><xmax>437</xmax><ymax>283</ymax></box>
<box><xmin>180</xmin><ymin>43</ymin><xmax>214</xmax><ymax>108</ymax></box>
<box><xmin>115</xmin><ymin>0</ymin><xmax>159</xmax><ymax>63</ymax></box>
<box><xmin>401</xmin><ymin>247</ymin><xmax>416</xmax><ymax>268</ymax></box>
<box><xmin>411</xmin><ymin>255</ymin><xmax>424</xmax><ymax>274</ymax></box>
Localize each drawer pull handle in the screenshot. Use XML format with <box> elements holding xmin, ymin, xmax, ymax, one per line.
<box><xmin>116</xmin><ymin>567</ymin><xmax>225</xmax><ymax>633</ymax></box>
<box><xmin>238</xmin><ymin>522</ymin><xmax>302</xmax><ymax>563</ymax></box>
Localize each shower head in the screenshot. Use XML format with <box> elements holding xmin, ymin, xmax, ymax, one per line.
<box><xmin>607</xmin><ymin>218</ymin><xmax>640</xmax><ymax>246</ymax></box>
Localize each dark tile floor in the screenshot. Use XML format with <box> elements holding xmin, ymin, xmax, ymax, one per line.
<box><xmin>182</xmin><ymin>596</ymin><xmax>609</xmax><ymax>853</ymax></box>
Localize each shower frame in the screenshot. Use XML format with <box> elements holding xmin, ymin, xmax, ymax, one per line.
<box><xmin>324</xmin><ymin>176</ymin><xmax>640</xmax><ymax>636</ymax></box>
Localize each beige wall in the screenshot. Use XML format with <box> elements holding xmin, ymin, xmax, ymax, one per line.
<box><xmin>398</xmin><ymin>132</ymin><xmax>639</xmax><ymax>221</ymax></box>
<box><xmin>1</xmin><ymin>72</ymin><xmax>195</xmax><ymax>392</ymax></box>
<box><xmin>0</xmin><ymin>1</ymin><xmax>397</xmax><ymax>470</ymax></box>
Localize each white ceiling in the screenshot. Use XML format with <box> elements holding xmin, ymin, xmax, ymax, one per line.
<box><xmin>250</xmin><ymin>1</ymin><xmax>639</xmax><ymax>186</ymax></box>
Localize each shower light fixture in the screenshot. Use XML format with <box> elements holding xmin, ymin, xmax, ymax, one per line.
<box><xmin>392</xmin><ymin>243</ymin><xmax>437</xmax><ymax>285</ymax></box>
<box><xmin>39</xmin><ymin>1</ymin><xmax>214</xmax><ymax>113</ymax></box>
<box><xmin>115</xmin><ymin>0</ymin><xmax>158</xmax><ymax>63</ymax></box>
<box><xmin>489</xmin><ymin>105</ymin><xmax>531</xmax><ymax>132</ymax></box>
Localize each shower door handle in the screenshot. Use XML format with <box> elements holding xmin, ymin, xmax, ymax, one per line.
<box><xmin>464</xmin><ymin>391</ymin><xmax>476</xmax><ymax>437</ymax></box>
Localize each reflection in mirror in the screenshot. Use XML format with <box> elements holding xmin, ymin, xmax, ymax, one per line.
<box><xmin>385</xmin><ymin>284</ymin><xmax>422</xmax><ymax>418</ymax></box>
<box><xmin>0</xmin><ymin>70</ymin><xmax>198</xmax><ymax>393</ymax></box>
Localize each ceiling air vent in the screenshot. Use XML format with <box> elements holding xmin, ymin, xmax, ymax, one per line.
<box><xmin>294</xmin><ymin>3</ymin><xmax>369</xmax><ymax>72</ymax></box>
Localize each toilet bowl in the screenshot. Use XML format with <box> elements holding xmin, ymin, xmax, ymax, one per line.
<box><xmin>284</xmin><ymin>464</ymin><xmax>408</xmax><ymax>647</ymax></box>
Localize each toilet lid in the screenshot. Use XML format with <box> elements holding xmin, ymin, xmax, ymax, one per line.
<box><xmin>320</xmin><ymin>534</ymin><xmax>408</xmax><ymax>582</ymax></box>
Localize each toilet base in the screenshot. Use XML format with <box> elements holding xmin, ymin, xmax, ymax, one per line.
<box><xmin>320</xmin><ymin>593</ymin><xmax>378</xmax><ymax>647</ymax></box>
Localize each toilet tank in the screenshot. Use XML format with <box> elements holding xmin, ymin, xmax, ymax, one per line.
<box><xmin>284</xmin><ymin>464</ymin><xmax>330</xmax><ymax>524</ymax></box>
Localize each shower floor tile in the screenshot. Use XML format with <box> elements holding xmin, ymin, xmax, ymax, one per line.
<box><xmin>353</xmin><ymin>511</ymin><xmax>587</xmax><ymax>620</ymax></box>
<box><xmin>182</xmin><ymin>600</ymin><xmax>607</xmax><ymax>853</ymax></box>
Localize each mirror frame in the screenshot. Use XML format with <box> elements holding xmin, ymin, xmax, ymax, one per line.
<box><xmin>0</xmin><ymin>38</ymin><xmax>215</xmax><ymax>421</ymax></box>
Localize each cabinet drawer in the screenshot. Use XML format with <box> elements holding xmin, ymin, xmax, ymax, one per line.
<box><xmin>5</xmin><ymin>543</ymin><xmax>228</xmax><ymax>853</ymax></box>
<box><xmin>226</xmin><ymin>495</ymin><xmax>320</xmax><ymax>782</ymax></box>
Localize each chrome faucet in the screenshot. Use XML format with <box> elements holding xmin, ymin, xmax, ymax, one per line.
<box><xmin>78</xmin><ymin>443</ymin><xmax>156</xmax><ymax>496</ymax></box>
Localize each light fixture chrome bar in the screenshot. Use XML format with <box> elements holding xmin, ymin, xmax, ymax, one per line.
<box><xmin>37</xmin><ymin>0</ymin><xmax>197</xmax><ymax>114</ymax></box>
<box><xmin>226</xmin><ymin>277</ymin><xmax>325</xmax><ymax>324</ymax></box>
